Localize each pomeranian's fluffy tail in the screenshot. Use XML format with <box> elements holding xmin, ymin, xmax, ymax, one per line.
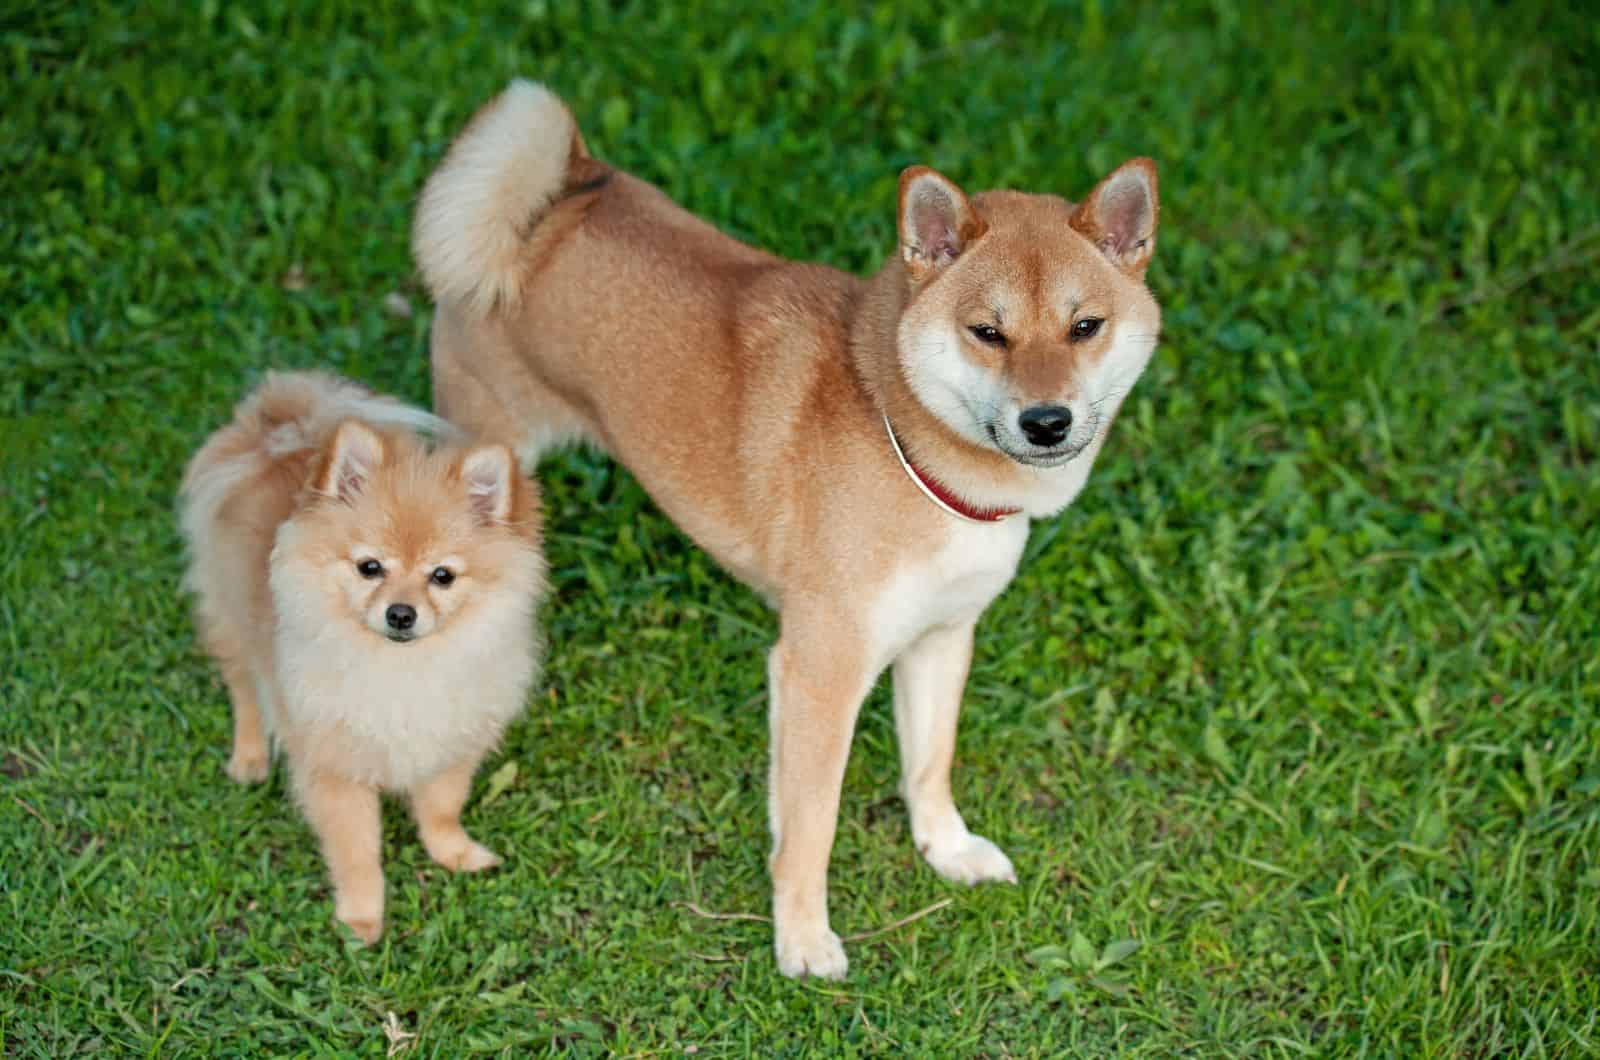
<box><xmin>413</xmin><ymin>80</ymin><xmax>582</xmax><ymax>318</ymax></box>
<box><xmin>177</xmin><ymin>371</ymin><xmax>456</xmax><ymax>559</ymax></box>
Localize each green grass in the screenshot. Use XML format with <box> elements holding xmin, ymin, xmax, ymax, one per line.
<box><xmin>3</xmin><ymin>0</ymin><xmax>1598</xmax><ymax>1055</ymax></box>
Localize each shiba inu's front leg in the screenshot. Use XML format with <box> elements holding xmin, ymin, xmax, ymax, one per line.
<box><xmin>410</xmin><ymin>758</ymin><xmax>502</xmax><ymax>873</ymax></box>
<box><xmin>766</xmin><ymin>620</ymin><xmax>873</xmax><ymax>979</ymax></box>
<box><xmin>295</xmin><ymin>767</ymin><xmax>385</xmax><ymax>944</ymax></box>
<box><xmin>893</xmin><ymin>621</ymin><xmax>1016</xmax><ymax>885</ymax></box>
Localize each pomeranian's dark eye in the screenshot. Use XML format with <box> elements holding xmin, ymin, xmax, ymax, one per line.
<box><xmin>1071</xmin><ymin>317</ymin><xmax>1104</xmax><ymax>340</ymax></box>
<box><xmin>431</xmin><ymin>567</ymin><xmax>455</xmax><ymax>587</ymax></box>
<box><xmin>356</xmin><ymin>559</ymin><xmax>384</xmax><ymax>579</ymax></box>
<box><xmin>968</xmin><ymin>324</ymin><xmax>1007</xmax><ymax>347</ymax></box>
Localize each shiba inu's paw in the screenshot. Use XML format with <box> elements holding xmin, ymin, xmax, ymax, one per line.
<box><xmin>922</xmin><ymin>831</ymin><xmax>1017</xmax><ymax>886</ymax></box>
<box><xmin>425</xmin><ymin>833</ymin><xmax>503</xmax><ymax>873</ymax></box>
<box><xmin>775</xmin><ymin>923</ymin><xmax>848</xmax><ymax>980</ymax></box>
<box><xmin>226</xmin><ymin>748</ymin><xmax>269</xmax><ymax>784</ymax></box>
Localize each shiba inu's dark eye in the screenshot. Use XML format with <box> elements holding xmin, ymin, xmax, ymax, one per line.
<box><xmin>969</xmin><ymin>324</ymin><xmax>1007</xmax><ymax>347</ymax></box>
<box><xmin>431</xmin><ymin>567</ymin><xmax>455</xmax><ymax>587</ymax></box>
<box><xmin>357</xmin><ymin>559</ymin><xmax>384</xmax><ymax>579</ymax></box>
<box><xmin>1071</xmin><ymin>317</ymin><xmax>1104</xmax><ymax>340</ymax></box>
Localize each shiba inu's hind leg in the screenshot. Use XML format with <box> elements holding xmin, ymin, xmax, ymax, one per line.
<box><xmin>431</xmin><ymin>308</ymin><xmax>594</xmax><ymax>469</ymax></box>
<box><xmin>893</xmin><ymin>620</ymin><xmax>1017</xmax><ymax>886</ymax></box>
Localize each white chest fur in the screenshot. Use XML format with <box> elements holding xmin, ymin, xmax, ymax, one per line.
<box><xmin>270</xmin><ymin>594</ymin><xmax>538</xmax><ymax>790</ymax></box>
<box><xmin>866</xmin><ymin>514</ymin><xmax>1030</xmax><ymax>672</ymax></box>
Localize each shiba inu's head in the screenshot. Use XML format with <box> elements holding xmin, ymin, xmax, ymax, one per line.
<box><xmin>895</xmin><ymin>159</ymin><xmax>1161</xmax><ymax>469</ymax></box>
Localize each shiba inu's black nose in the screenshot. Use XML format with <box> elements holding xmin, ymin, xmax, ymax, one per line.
<box><xmin>1019</xmin><ymin>405</ymin><xmax>1073</xmax><ymax>447</ymax></box>
<box><xmin>386</xmin><ymin>603</ymin><xmax>417</xmax><ymax>631</ymax></box>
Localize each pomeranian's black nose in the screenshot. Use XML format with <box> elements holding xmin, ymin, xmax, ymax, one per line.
<box><xmin>1019</xmin><ymin>405</ymin><xmax>1073</xmax><ymax>447</ymax></box>
<box><xmin>386</xmin><ymin>603</ymin><xmax>417</xmax><ymax>631</ymax></box>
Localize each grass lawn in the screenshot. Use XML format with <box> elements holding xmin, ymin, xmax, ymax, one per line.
<box><xmin>4</xmin><ymin>1</ymin><xmax>1598</xmax><ymax>1055</ymax></box>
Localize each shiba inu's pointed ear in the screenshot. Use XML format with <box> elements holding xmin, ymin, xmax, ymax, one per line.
<box><xmin>1071</xmin><ymin>157</ymin><xmax>1159</xmax><ymax>278</ymax></box>
<box><xmin>318</xmin><ymin>421</ymin><xmax>385</xmax><ymax>502</ymax></box>
<box><xmin>460</xmin><ymin>443</ymin><xmax>515</xmax><ymax>524</ymax></box>
<box><xmin>898</xmin><ymin>166</ymin><xmax>986</xmax><ymax>282</ymax></box>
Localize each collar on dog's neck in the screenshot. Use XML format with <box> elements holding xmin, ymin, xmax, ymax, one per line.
<box><xmin>882</xmin><ymin>414</ymin><xmax>1023</xmax><ymax>524</ymax></box>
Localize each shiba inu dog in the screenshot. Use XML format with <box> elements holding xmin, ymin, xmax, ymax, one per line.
<box><xmin>414</xmin><ymin>80</ymin><xmax>1160</xmax><ymax>978</ymax></box>
<box><xmin>179</xmin><ymin>371</ymin><xmax>546</xmax><ymax>943</ymax></box>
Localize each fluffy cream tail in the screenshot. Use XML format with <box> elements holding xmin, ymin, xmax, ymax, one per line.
<box><xmin>177</xmin><ymin>371</ymin><xmax>456</xmax><ymax>564</ymax></box>
<box><xmin>412</xmin><ymin>80</ymin><xmax>578</xmax><ymax>317</ymax></box>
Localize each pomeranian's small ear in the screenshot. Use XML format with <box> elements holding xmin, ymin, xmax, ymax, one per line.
<box><xmin>318</xmin><ymin>421</ymin><xmax>385</xmax><ymax>502</ymax></box>
<box><xmin>460</xmin><ymin>443</ymin><xmax>515</xmax><ymax>524</ymax></box>
<box><xmin>898</xmin><ymin>166</ymin><xmax>986</xmax><ymax>283</ymax></box>
<box><xmin>1070</xmin><ymin>157</ymin><xmax>1159</xmax><ymax>278</ymax></box>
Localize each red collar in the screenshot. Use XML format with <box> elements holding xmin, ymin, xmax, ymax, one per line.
<box><xmin>883</xmin><ymin>415</ymin><xmax>1023</xmax><ymax>524</ymax></box>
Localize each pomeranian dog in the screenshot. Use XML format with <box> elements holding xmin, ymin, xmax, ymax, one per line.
<box><xmin>178</xmin><ymin>371</ymin><xmax>545</xmax><ymax>943</ymax></box>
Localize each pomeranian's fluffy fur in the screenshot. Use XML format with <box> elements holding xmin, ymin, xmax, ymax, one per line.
<box><xmin>178</xmin><ymin>371</ymin><xmax>545</xmax><ymax>942</ymax></box>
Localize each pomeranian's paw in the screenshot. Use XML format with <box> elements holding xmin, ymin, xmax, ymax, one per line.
<box><xmin>774</xmin><ymin>920</ymin><xmax>848</xmax><ymax>980</ymax></box>
<box><xmin>335</xmin><ymin>895</ymin><xmax>384</xmax><ymax>945</ymax></box>
<box><xmin>921</xmin><ymin>830</ymin><xmax>1017</xmax><ymax>886</ymax></box>
<box><xmin>226</xmin><ymin>748</ymin><xmax>270</xmax><ymax>784</ymax></box>
<box><xmin>426</xmin><ymin>834</ymin><xmax>503</xmax><ymax>873</ymax></box>
<box><xmin>339</xmin><ymin>914</ymin><xmax>384</xmax><ymax>945</ymax></box>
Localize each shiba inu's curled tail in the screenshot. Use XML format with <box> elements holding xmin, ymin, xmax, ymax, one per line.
<box><xmin>413</xmin><ymin>79</ymin><xmax>583</xmax><ymax>318</ymax></box>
